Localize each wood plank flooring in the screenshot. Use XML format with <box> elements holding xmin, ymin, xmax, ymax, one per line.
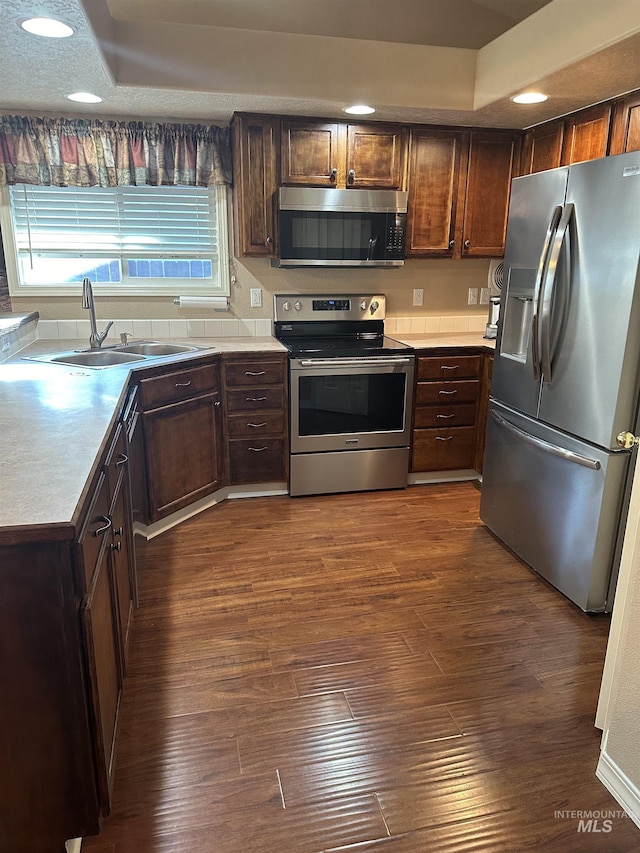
<box><xmin>81</xmin><ymin>483</ymin><xmax>640</xmax><ymax>852</ymax></box>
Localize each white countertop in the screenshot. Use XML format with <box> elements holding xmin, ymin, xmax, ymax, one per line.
<box><xmin>0</xmin><ymin>337</ymin><xmax>286</xmax><ymax>539</ymax></box>
<box><xmin>394</xmin><ymin>332</ymin><xmax>496</xmax><ymax>350</ymax></box>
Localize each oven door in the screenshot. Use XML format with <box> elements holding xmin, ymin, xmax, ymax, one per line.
<box><xmin>289</xmin><ymin>356</ymin><xmax>415</xmax><ymax>453</ymax></box>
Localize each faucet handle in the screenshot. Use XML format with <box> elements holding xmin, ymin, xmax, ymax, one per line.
<box><xmin>120</xmin><ymin>331</ymin><xmax>133</xmax><ymax>345</ymax></box>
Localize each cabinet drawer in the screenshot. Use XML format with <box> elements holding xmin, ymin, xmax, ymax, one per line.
<box><xmin>414</xmin><ymin>403</ymin><xmax>478</xmax><ymax>428</ymax></box>
<box><xmin>78</xmin><ymin>471</ymin><xmax>111</xmax><ymax>590</ymax></box>
<box><xmin>227</xmin><ymin>411</ymin><xmax>285</xmax><ymax>438</ymax></box>
<box><xmin>229</xmin><ymin>438</ymin><xmax>286</xmax><ymax>483</ymax></box>
<box><xmin>417</xmin><ymin>356</ymin><xmax>481</xmax><ymax>380</ymax></box>
<box><xmin>415</xmin><ymin>380</ymin><xmax>480</xmax><ymax>406</ymax></box>
<box><xmin>225</xmin><ymin>359</ymin><xmax>286</xmax><ymax>387</ymax></box>
<box><xmin>139</xmin><ymin>363</ymin><xmax>218</xmax><ymax>410</ymax></box>
<box><xmin>411</xmin><ymin>426</ymin><xmax>476</xmax><ymax>471</ymax></box>
<box><xmin>227</xmin><ymin>386</ymin><xmax>285</xmax><ymax>413</ymax></box>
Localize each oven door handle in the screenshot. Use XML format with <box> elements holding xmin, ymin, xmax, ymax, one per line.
<box><xmin>297</xmin><ymin>357</ymin><xmax>413</xmax><ymax>367</ymax></box>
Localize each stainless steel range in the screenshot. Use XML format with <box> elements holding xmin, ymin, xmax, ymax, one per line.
<box><xmin>274</xmin><ymin>294</ymin><xmax>415</xmax><ymax>497</ymax></box>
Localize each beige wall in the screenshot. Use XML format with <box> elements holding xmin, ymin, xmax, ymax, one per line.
<box><xmin>10</xmin><ymin>256</ymin><xmax>492</xmax><ymax>321</ymax></box>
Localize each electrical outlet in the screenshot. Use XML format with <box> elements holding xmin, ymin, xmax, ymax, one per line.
<box><xmin>250</xmin><ymin>287</ymin><xmax>262</xmax><ymax>308</ymax></box>
<box><xmin>468</xmin><ymin>288</ymin><xmax>479</xmax><ymax>305</ymax></box>
<box><xmin>480</xmin><ymin>287</ymin><xmax>491</xmax><ymax>305</ymax></box>
<box><xmin>413</xmin><ymin>288</ymin><xmax>424</xmax><ymax>307</ymax></box>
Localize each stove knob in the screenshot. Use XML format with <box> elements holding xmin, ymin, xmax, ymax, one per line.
<box><xmin>370</xmin><ymin>300</ymin><xmax>380</xmax><ymax>315</ymax></box>
<box><xmin>282</xmin><ymin>301</ymin><xmax>291</xmax><ymax>311</ymax></box>
<box><xmin>294</xmin><ymin>300</ymin><xmax>303</xmax><ymax>311</ymax></box>
<box><xmin>360</xmin><ymin>300</ymin><xmax>368</xmax><ymax>311</ymax></box>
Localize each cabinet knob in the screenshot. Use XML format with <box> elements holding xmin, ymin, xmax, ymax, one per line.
<box><xmin>113</xmin><ymin>526</ymin><xmax>123</xmax><ymax>536</ymax></box>
<box><xmin>449</xmin><ymin>239</ymin><xmax>455</xmax><ymax>249</ymax></box>
<box><xmin>265</xmin><ymin>236</ymin><xmax>273</xmax><ymax>246</ymax></box>
<box><xmin>331</xmin><ymin>168</ymin><xmax>338</xmax><ymax>179</ymax></box>
<box><xmin>111</xmin><ymin>541</ymin><xmax>122</xmax><ymax>552</ymax></box>
<box><xmin>464</xmin><ymin>239</ymin><xmax>471</xmax><ymax>249</ymax></box>
<box><xmin>348</xmin><ymin>169</ymin><xmax>356</xmax><ymax>183</ymax></box>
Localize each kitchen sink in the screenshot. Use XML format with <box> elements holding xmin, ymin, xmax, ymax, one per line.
<box><xmin>23</xmin><ymin>341</ymin><xmax>210</xmax><ymax>369</ymax></box>
<box><xmin>116</xmin><ymin>341</ymin><xmax>199</xmax><ymax>356</ymax></box>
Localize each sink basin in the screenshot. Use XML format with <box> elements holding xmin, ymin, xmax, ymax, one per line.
<box><xmin>116</xmin><ymin>341</ymin><xmax>199</xmax><ymax>356</ymax></box>
<box><xmin>28</xmin><ymin>350</ymin><xmax>147</xmax><ymax>369</ymax></box>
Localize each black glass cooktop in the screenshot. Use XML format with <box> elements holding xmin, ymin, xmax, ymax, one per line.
<box><xmin>279</xmin><ymin>334</ymin><xmax>413</xmax><ymax>359</ymax></box>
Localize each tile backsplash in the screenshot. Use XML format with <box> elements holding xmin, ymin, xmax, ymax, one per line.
<box><xmin>36</xmin><ymin>317</ymin><xmax>274</xmax><ymax>340</ymax></box>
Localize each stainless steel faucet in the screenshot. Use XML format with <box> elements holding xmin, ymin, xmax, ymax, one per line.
<box><xmin>82</xmin><ymin>277</ymin><xmax>113</xmax><ymax>349</ymax></box>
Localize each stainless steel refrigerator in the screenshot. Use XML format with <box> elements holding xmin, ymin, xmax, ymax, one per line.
<box><xmin>480</xmin><ymin>151</ymin><xmax>640</xmax><ymax>612</ymax></box>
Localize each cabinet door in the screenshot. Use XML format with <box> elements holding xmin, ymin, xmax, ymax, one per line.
<box><xmin>110</xmin><ymin>470</ymin><xmax>134</xmax><ymax>675</ymax></box>
<box><xmin>281</xmin><ymin>120</ymin><xmax>345</xmax><ymax>186</ymax></box>
<box><xmin>560</xmin><ymin>103</ymin><xmax>612</xmax><ymax>164</ymax></box>
<box><xmin>346</xmin><ymin>123</ymin><xmax>405</xmax><ymax>189</ymax></box>
<box><xmin>521</xmin><ymin>120</ymin><xmax>564</xmax><ymax>175</ymax></box>
<box><xmin>406</xmin><ymin>129</ymin><xmax>463</xmax><ymax>256</ymax></box>
<box><xmin>143</xmin><ymin>392</ymin><xmax>222</xmax><ymax>521</ymax></box>
<box><xmin>609</xmin><ymin>93</ymin><xmax>640</xmax><ymax>155</ymax></box>
<box><xmin>461</xmin><ymin>131</ymin><xmax>520</xmax><ymax>257</ymax></box>
<box><xmin>232</xmin><ymin>114</ymin><xmax>278</xmax><ymax>257</ymax></box>
<box><xmin>82</xmin><ymin>548</ymin><xmax>121</xmax><ymax>815</ymax></box>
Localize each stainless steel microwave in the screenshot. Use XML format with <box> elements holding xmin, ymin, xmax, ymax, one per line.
<box><xmin>275</xmin><ymin>187</ymin><xmax>407</xmax><ymax>268</ymax></box>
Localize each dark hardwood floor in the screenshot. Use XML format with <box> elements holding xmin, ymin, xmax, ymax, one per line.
<box><xmin>81</xmin><ymin>483</ymin><xmax>640</xmax><ymax>852</ymax></box>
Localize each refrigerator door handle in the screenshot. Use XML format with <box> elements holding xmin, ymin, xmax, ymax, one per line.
<box><xmin>540</xmin><ymin>203</ymin><xmax>574</xmax><ymax>383</ymax></box>
<box><xmin>490</xmin><ymin>410</ymin><xmax>601</xmax><ymax>470</ymax></box>
<box><xmin>532</xmin><ymin>205</ymin><xmax>563</xmax><ymax>381</ymax></box>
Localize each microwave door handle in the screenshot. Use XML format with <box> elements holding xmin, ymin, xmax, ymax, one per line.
<box><xmin>532</xmin><ymin>204</ymin><xmax>563</xmax><ymax>381</ymax></box>
<box><xmin>367</xmin><ymin>235</ymin><xmax>378</xmax><ymax>260</ymax></box>
<box><xmin>540</xmin><ymin>203</ymin><xmax>573</xmax><ymax>383</ymax></box>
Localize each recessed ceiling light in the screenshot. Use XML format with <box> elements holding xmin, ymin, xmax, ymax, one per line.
<box><xmin>67</xmin><ymin>92</ymin><xmax>103</xmax><ymax>104</ymax></box>
<box><xmin>21</xmin><ymin>17</ymin><xmax>74</xmax><ymax>38</ymax></box>
<box><xmin>343</xmin><ymin>105</ymin><xmax>376</xmax><ymax>115</ymax></box>
<box><xmin>511</xmin><ymin>92</ymin><xmax>548</xmax><ymax>105</ymax></box>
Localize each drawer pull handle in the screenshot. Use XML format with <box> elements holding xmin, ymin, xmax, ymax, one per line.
<box><xmin>439</xmin><ymin>389</ymin><xmax>458</xmax><ymax>396</ymax></box>
<box><xmin>436</xmin><ymin>436</ymin><xmax>453</xmax><ymax>441</ymax></box>
<box><xmin>436</xmin><ymin>414</ymin><xmax>455</xmax><ymax>419</ymax></box>
<box><xmin>246</xmin><ymin>396</ymin><xmax>268</xmax><ymax>402</ymax></box>
<box><xmin>248</xmin><ymin>422</ymin><xmax>268</xmax><ymax>428</ymax></box>
<box><xmin>115</xmin><ymin>453</ymin><xmax>128</xmax><ymax>467</ymax></box>
<box><xmin>175</xmin><ymin>381</ymin><xmax>192</xmax><ymax>388</ymax></box>
<box><xmin>94</xmin><ymin>516</ymin><xmax>112</xmax><ymax>537</ymax></box>
<box><xmin>214</xmin><ymin>401</ymin><xmax>221</xmax><ymax>407</ymax></box>
<box><xmin>248</xmin><ymin>446</ymin><xmax>268</xmax><ymax>452</ymax></box>
<box><xmin>440</xmin><ymin>365</ymin><xmax>459</xmax><ymax>371</ymax></box>
<box><xmin>244</xmin><ymin>370</ymin><xmax>266</xmax><ymax>376</ymax></box>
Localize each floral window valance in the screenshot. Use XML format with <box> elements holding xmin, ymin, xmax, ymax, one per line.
<box><xmin>0</xmin><ymin>115</ymin><xmax>232</xmax><ymax>188</ymax></box>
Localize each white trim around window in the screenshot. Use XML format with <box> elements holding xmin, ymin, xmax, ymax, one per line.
<box><xmin>0</xmin><ymin>183</ymin><xmax>231</xmax><ymax>298</ymax></box>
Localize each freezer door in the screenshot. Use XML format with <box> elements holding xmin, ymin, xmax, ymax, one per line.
<box><xmin>480</xmin><ymin>402</ymin><xmax>629</xmax><ymax>612</ymax></box>
<box><xmin>538</xmin><ymin>153</ymin><xmax>640</xmax><ymax>448</ymax></box>
<box><xmin>491</xmin><ymin>168</ymin><xmax>569</xmax><ymax>418</ymax></box>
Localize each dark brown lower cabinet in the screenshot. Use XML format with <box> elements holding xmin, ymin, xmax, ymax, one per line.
<box><xmin>143</xmin><ymin>391</ymin><xmax>223</xmax><ymax>520</ymax></box>
<box><xmin>412</xmin><ymin>425</ymin><xmax>477</xmax><ymax>471</ymax></box>
<box><xmin>223</xmin><ymin>353</ymin><xmax>288</xmax><ymax>485</ymax></box>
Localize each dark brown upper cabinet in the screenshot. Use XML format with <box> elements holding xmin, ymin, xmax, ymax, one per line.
<box><xmin>231</xmin><ymin>113</ymin><xmax>278</xmax><ymax>258</ymax></box>
<box><xmin>459</xmin><ymin>131</ymin><xmax>521</xmax><ymax>258</ymax></box>
<box><xmin>406</xmin><ymin>128</ymin><xmax>464</xmax><ymax>257</ymax></box>
<box><xmin>280</xmin><ymin>119</ymin><xmax>406</xmax><ymax>189</ymax></box>
<box><xmin>609</xmin><ymin>92</ymin><xmax>640</xmax><ymax>155</ymax></box>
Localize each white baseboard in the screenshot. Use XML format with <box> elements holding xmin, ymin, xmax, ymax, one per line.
<box><xmin>408</xmin><ymin>469</ymin><xmax>479</xmax><ymax>485</ymax></box>
<box><xmin>596</xmin><ymin>748</ymin><xmax>640</xmax><ymax>829</ymax></box>
<box><xmin>143</xmin><ymin>482</ymin><xmax>288</xmax><ymax>539</ymax></box>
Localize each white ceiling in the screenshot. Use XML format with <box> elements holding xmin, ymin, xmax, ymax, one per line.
<box><xmin>1</xmin><ymin>0</ymin><xmax>640</xmax><ymax>129</ymax></box>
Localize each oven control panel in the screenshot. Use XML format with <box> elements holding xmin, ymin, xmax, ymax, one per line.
<box><xmin>274</xmin><ymin>294</ymin><xmax>385</xmax><ymax>322</ymax></box>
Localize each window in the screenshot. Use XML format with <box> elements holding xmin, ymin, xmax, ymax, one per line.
<box><xmin>0</xmin><ymin>183</ymin><xmax>230</xmax><ymax>297</ymax></box>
